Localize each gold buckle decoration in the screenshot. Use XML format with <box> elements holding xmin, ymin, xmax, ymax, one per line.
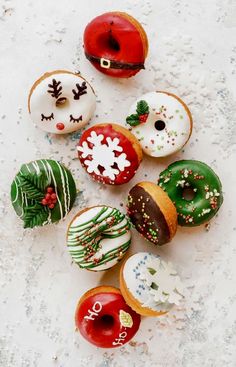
<box><xmin>100</xmin><ymin>58</ymin><xmax>111</xmax><ymax>69</ymax></box>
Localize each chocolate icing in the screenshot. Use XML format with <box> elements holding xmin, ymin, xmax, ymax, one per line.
<box><xmin>127</xmin><ymin>185</ymin><xmax>170</xmax><ymax>246</ymax></box>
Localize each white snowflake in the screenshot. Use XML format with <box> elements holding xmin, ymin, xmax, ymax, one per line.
<box><xmin>140</xmin><ymin>258</ymin><xmax>184</xmax><ymax>306</ymax></box>
<box><xmin>77</xmin><ymin>131</ymin><xmax>131</xmax><ymax>180</ymax></box>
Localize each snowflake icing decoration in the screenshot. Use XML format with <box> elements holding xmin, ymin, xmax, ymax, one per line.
<box><xmin>140</xmin><ymin>258</ymin><xmax>184</xmax><ymax>306</ymax></box>
<box><xmin>77</xmin><ymin>131</ymin><xmax>131</xmax><ymax>180</ymax></box>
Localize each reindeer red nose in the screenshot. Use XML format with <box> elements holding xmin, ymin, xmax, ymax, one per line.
<box><xmin>56</xmin><ymin>123</ymin><xmax>65</xmax><ymax>131</ymax></box>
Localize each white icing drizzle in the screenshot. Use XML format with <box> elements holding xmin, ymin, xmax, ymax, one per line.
<box><xmin>126</xmin><ymin>91</ymin><xmax>192</xmax><ymax>157</ymax></box>
<box><xmin>123</xmin><ymin>252</ymin><xmax>184</xmax><ymax>312</ymax></box>
<box><xmin>29</xmin><ymin>72</ymin><xmax>96</xmax><ymax>134</ymax></box>
<box><xmin>67</xmin><ymin>206</ymin><xmax>131</xmax><ymax>271</ymax></box>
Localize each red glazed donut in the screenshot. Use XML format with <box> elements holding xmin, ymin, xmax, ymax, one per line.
<box><xmin>77</xmin><ymin>123</ymin><xmax>143</xmax><ymax>185</ymax></box>
<box><xmin>75</xmin><ymin>286</ymin><xmax>141</xmax><ymax>348</ymax></box>
<box><xmin>83</xmin><ymin>12</ymin><xmax>148</xmax><ymax>78</ymax></box>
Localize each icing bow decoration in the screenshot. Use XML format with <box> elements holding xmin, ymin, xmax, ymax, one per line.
<box><xmin>126</xmin><ymin>100</ymin><xmax>149</xmax><ymax>126</ymax></box>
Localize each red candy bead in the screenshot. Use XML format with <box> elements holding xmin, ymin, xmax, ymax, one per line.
<box><xmin>41</xmin><ymin>187</ymin><xmax>57</xmax><ymax>209</ymax></box>
<box><xmin>45</xmin><ymin>193</ymin><xmax>51</xmax><ymax>201</ymax></box>
<box><xmin>139</xmin><ymin>113</ymin><xmax>148</xmax><ymax>123</ymax></box>
<box><xmin>75</xmin><ymin>286</ymin><xmax>140</xmax><ymax>348</ymax></box>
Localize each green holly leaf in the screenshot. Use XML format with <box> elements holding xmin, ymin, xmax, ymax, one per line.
<box><xmin>126</xmin><ymin>113</ymin><xmax>140</xmax><ymax>126</ymax></box>
<box><xmin>18</xmin><ymin>172</ymin><xmax>50</xmax><ymax>202</ymax></box>
<box><xmin>136</xmin><ymin>100</ymin><xmax>149</xmax><ymax>115</ymax></box>
<box><xmin>23</xmin><ymin>203</ymin><xmax>50</xmax><ymax>228</ymax></box>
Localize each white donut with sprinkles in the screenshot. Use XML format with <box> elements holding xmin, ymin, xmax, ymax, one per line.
<box><xmin>28</xmin><ymin>70</ymin><xmax>96</xmax><ymax>134</ymax></box>
<box><xmin>126</xmin><ymin>91</ymin><xmax>193</xmax><ymax>157</ymax></box>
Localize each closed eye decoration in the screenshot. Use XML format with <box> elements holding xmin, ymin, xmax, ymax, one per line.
<box><xmin>70</xmin><ymin>114</ymin><xmax>83</xmax><ymax>123</ymax></box>
<box><xmin>41</xmin><ymin>113</ymin><xmax>54</xmax><ymax>121</ymax></box>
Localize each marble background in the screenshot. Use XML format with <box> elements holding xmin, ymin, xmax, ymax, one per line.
<box><xmin>0</xmin><ymin>0</ymin><xmax>236</xmax><ymax>366</ymax></box>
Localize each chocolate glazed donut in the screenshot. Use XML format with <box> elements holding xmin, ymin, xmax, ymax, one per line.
<box><xmin>127</xmin><ymin>182</ymin><xmax>177</xmax><ymax>246</ymax></box>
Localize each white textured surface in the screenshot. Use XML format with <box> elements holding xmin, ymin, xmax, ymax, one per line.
<box><xmin>0</xmin><ymin>0</ymin><xmax>236</xmax><ymax>366</ymax></box>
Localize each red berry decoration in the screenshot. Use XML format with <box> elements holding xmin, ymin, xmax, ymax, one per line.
<box><xmin>139</xmin><ymin>113</ymin><xmax>148</xmax><ymax>123</ymax></box>
<box><xmin>41</xmin><ymin>187</ymin><xmax>57</xmax><ymax>209</ymax></box>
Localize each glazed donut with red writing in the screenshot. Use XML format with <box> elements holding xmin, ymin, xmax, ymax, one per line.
<box><xmin>75</xmin><ymin>286</ymin><xmax>141</xmax><ymax>348</ymax></box>
<box><xmin>83</xmin><ymin>12</ymin><xmax>148</xmax><ymax>78</ymax></box>
<box><xmin>77</xmin><ymin>123</ymin><xmax>143</xmax><ymax>185</ymax></box>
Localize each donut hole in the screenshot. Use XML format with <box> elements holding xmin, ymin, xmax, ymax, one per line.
<box><xmin>108</xmin><ymin>33</ymin><xmax>120</xmax><ymax>51</ymax></box>
<box><xmin>154</xmin><ymin>120</ymin><xmax>166</xmax><ymax>131</ymax></box>
<box><xmin>94</xmin><ymin>314</ymin><xmax>115</xmax><ymax>331</ymax></box>
<box><xmin>182</xmin><ymin>187</ymin><xmax>195</xmax><ymax>201</ymax></box>
<box><xmin>98</xmin><ymin>32</ymin><xmax>120</xmax><ymax>53</ymax></box>
<box><xmin>56</xmin><ymin>97</ymin><xmax>69</xmax><ymax>108</ymax></box>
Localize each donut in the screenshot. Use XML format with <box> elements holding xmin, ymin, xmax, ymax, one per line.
<box><xmin>75</xmin><ymin>286</ymin><xmax>141</xmax><ymax>348</ymax></box>
<box><xmin>28</xmin><ymin>70</ymin><xmax>96</xmax><ymax>134</ymax></box>
<box><xmin>67</xmin><ymin>206</ymin><xmax>131</xmax><ymax>271</ymax></box>
<box><xmin>126</xmin><ymin>91</ymin><xmax>193</xmax><ymax>157</ymax></box>
<box><xmin>11</xmin><ymin>159</ymin><xmax>76</xmax><ymax>228</ymax></box>
<box><xmin>158</xmin><ymin>160</ymin><xmax>223</xmax><ymax>226</ymax></box>
<box><xmin>83</xmin><ymin>12</ymin><xmax>148</xmax><ymax>78</ymax></box>
<box><xmin>120</xmin><ymin>252</ymin><xmax>184</xmax><ymax>316</ymax></box>
<box><xmin>77</xmin><ymin>123</ymin><xmax>142</xmax><ymax>185</ymax></box>
<box><xmin>127</xmin><ymin>182</ymin><xmax>177</xmax><ymax>246</ymax></box>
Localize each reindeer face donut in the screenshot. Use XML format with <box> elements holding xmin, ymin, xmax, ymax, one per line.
<box><xmin>28</xmin><ymin>70</ymin><xmax>96</xmax><ymax>134</ymax></box>
<box><xmin>126</xmin><ymin>91</ymin><xmax>193</xmax><ymax>157</ymax></box>
<box><xmin>77</xmin><ymin>123</ymin><xmax>142</xmax><ymax>185</ymax></box>
<box><xmin>84</xmin><ymin>12</ymin><xmax>148</xmax><ymax>78</ymax></box>
<box><xmin>75</xmin><ymin>286</ymin><xmax>141</xmax><ymax>348</ymax></box>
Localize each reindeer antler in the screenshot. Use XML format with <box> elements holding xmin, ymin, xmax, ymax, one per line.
<box><xmin>72</xmin><ymin>81</ymin><xmax>87</xmax><ymax>100</ymax></box>
<box><xmin>47</xmin><ymin>79</ymin><xmax>62</xmax><ymax>99</ymax></box>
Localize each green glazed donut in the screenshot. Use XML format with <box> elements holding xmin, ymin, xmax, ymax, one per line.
<box><xmin>11</xmin><ymin>159</ymin><xmax>77</xmax><ymax>228</ymax></box>
<box><xmin>158</xmin><ymin>160</ymin><xmax>223</xmax><ymax>226</ymax></box>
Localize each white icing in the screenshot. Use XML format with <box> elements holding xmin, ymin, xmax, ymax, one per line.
<box><xmin>123</xmin><ymin>252</ymin><xmax>184</xmax><ymax>312</ymax></box>
<box><xmin>67</xmin><ymin>206</ymin><xmax>131</xmax><ymax>271</ymax></box>
<box><xmin>29</xmin><ymin>72</ymin><xmax>96</xmax><ymax>134</ymax></box>
<box><xmin>126</xmin><ymin>91</ymin><xmax>192</xmax><ymax>157</ymax></box>
<box><xmin>77</xmin><ymin>131</ymin><xmax>131</xmax><ymax>180</ymax></box>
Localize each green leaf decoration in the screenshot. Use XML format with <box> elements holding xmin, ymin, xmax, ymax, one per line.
<box><xmin>148</xmin><ymin>267</ymin><xmax>157</xmax><ymax>275</ymax></box>
<box><xmin>23</xmin><ymin>203</ymin><xmax>50</xmax><ymax>228</ymax></box>
<box><xmin>136</xmin><ymin>100</ymin><xmax>149</xmax><ymax>115</ymax></box>
<box><xmin>18</xmin><ymin>172</ymin><xmax>50</xmax><ymax>202</ymax></box>
<box><xmin>126</xmin><ymin>113</ymin><xmax>140</xmax><ymax>126</ymax></box>
<box><xmin>119</xmin><ymin>310</ymin><xmax>133</xmax><ymax>328</ymax></box>
<box><xmin>151</xmin><ymin>282</ymin><xmax>158</xmax><ymax>290</ymax></box>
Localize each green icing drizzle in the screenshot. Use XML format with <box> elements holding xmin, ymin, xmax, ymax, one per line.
<box><xmin>11</xmin><ymin>159</ymin><xmax>76</xmax><ymax>228</ymax></box>
<box><xmin>67</xmin><ymin>206</ymin><xmax>131</xmax><ymax>271</ymax></box>
<box><xmin>158</xmin><ymin>160</ymin><xmax>223</xmax><ymax>226</ymax></box>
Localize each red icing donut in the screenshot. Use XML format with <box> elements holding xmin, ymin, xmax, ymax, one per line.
<box><xmin>83</xmin><ymin>12</ymin><xmax>148</xmax><ymax>78</ymax></box>
<box><xmin>75</xmin><ymin>286</ymin><xmax>141</xmax><ymax>348</ymax></box>
<box><xmin>77</xmin><ymin>123</ymin><xmax>142</xmax><ymax>185</ymax></box>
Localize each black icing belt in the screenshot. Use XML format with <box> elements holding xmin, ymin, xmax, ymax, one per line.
<box><xmin>85</xmin><ymin>52</ymin><xmax>145</xmax><ymax>70</ymax></box>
